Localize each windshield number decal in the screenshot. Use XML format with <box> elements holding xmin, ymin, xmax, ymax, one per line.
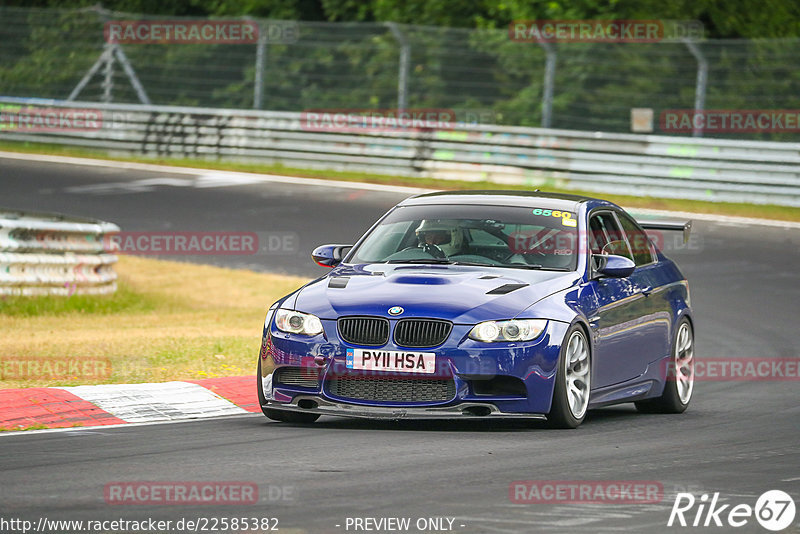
<box><xmin>532</xmin><ymin>208</ymin><xmax>577</xmax><ymax>227</ymax></box>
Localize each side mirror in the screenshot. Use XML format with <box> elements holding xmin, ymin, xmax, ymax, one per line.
<box><xmin>594</xmin><ymin>254</ymin><xmax>636</xmax><ymax>278</ymax></box>
<box><xmin>311</xmin><ymin>244</ymin><xmax>353</xmax><ymax>268</ymax></box>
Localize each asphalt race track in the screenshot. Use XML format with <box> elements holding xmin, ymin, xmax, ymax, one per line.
<box><xmin>1</xmin><ymin>154</ymin><xmax>799</xmax><ymax>533</ymax></box>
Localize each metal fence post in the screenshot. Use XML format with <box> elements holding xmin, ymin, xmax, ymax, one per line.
<box><xmin>684</xmin><ymin>40</ymin><xmax>708</xmax><ymax>138</ymax></box>
<box><xmin>538</xmin><ymin>41</ymin><xmax>556</xmax><ymax>129</ymax></box>
<box><xmin>68</xmin><ymin>6</ymin><xmax>150</xmax><ymax>104</ymax></box>
<box><xmin>253</xmin><ymin>20</ymin><xmax>266</xmax><ymax>110</ymax></box>
<box><xmin>385</xmin><ymin>22</ymin><xmax>410</xmax><ymax>112</ymax></box>
<box><xmin>102</xmin><ymin>43</ymin><xmax>114</xmax><ymax>103</ymax></box>
<box><xmin>114</xmin><ymin>46</ymin><xmax>151</xmax><ymax>105</ymax></box>
<box><xmin>68</xmin><ymin>46</ymin><xmax>112</xmax><ymax>102</ymax></box>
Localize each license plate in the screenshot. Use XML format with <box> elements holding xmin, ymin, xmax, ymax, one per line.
<box><xmin>346</xmin><ymin>349</ymin><xmax>436</xmax><ymax>374</ymax></box>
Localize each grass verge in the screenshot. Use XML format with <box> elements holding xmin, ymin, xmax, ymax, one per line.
<box><xmin>0</xmin><ymin>424</ymin><xmax>55</xmax><ymax>432</ymax></box>
<box><xmin>2</xmin><ymin>140</ymin><xmax>799</xmax><ymax>222</ymax></box>
<box><xmin>0</xmin><ymin>256</ymin><xmax>309</xmax><ymax>389</ymax></box>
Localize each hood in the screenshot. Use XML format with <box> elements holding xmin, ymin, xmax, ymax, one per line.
<box><xmin>292</xmin><ymin>264</ymin><xmax>579</xmax><ymax>324</ymax></box>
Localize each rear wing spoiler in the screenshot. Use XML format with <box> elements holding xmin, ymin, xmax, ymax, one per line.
<box><xmin>638</xmin><ymin>219</ymin><xmax>693</xmax><ymax>244</ymax></box>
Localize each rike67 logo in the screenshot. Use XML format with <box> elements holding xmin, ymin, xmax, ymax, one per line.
<box><xmin>668</xmin><ymin>490</ymin><xmax>796</xmax><ymax>531</ymax></box>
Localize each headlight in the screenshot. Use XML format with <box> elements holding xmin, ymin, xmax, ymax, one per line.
<box><xmin>274</xmin><ymin>309</ymin><xmax>324</xmax><ymax>336</ymax></box>
<box><xmin>469</xmin><ymin>319</ymin><xmax>546</xmax><ymax>342</ymax></box>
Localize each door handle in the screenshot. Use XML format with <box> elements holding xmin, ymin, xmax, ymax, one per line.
<box><xmin>638</xmin><ymin>286</ymin><xmax>653</xmax><ymax>297</ymax></box>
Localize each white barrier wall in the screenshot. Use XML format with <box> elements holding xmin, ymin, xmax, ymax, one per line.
<box><xmin>0</xmin><ymin>210</ymin><xmax>119</xmax><ymax>296</ymax></box>
<box><xmin>1</xmin><ymin>98</ymin><xmax>799</xmax><ymax>206</ymax></box>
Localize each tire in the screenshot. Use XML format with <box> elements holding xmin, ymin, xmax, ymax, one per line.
<box><xmin>262</xmin><ymin>408</ymin><xmax>320</xmax><ymax>424</ymax></box>
<box><xmin>257</xmin><ymin>358</ymin><xmax>320</xmax><ymax>424</ymax></box>
<box><xmin>547</xmin><ymin>325</ymin><xmax>592</xmax><ymax>429</ymax></box>
<box><xmin>635</xmin><ymin>318</ymin><xmax>694</xmax><ymax>414</ymax></box>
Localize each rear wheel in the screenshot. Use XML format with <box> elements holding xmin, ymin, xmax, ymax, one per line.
<box><xmin>257</xmin><ymin>359</ymin><xmax>320</xmax><ymax>423</ymax></box>
<box><xmin>635</xmin><ymin>318</ymin><xmax>694</xmax><ymax>414</ymax></box>
<box><xmin>547</xmin><ymin>325</ymin><xmax>591</xmax><ymax>429</ymax></box>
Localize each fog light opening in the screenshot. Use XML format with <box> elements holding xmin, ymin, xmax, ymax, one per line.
<box><xmin>462</xmin><ymin>405</ymin><xmax>492</xmax><ymax>417</ymax></box>
<box><xmin>297</xmin><ymin>399</ymin><xmax>318</xmax><ymax>410</ymax></box>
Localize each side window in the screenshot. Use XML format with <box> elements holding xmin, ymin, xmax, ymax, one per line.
<box><xmin>616</xmin><ymin>212</ymin><xmax>655</xmax><ymax>265</ymax></box>
<box><xmin>589</xmin><ymin>217</ymin><xmax>605</xmax><ymax>254</ymax></box>
<box><xmin>588</xmin><ymin>212</ymin><xmax>630</xmax><ymax>259</ymax></box>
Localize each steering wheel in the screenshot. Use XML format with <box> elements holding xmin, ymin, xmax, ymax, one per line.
<box><xmin>422</xmin><ymin>243</ymin><xmax>446</xmax><ymax>258</ymax></box>
<box><xmin>494</xmin><ymin>248</ymin><xmax>546</xmax><ymax>265</ymax></box>
<box><xmin>390</xmin><ymin>244</ymin><xmax>447</xmax><ymax>260</ymax></box>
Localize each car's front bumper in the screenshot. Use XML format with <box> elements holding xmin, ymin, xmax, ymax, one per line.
<box><xmin>259</xmin><ymin>319</ymin><xmax>569</xmax><ymax>418</ymax></box>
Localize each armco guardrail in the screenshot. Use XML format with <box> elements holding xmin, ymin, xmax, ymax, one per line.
<box><xmin>1</xmin><ymin>98</ymin><xmax>799</xmax><ymax>206</ymax></box>
<box><xmin>0</xmin><ymin>209</ymin><xmax>119</xmax><ymax>296</ymax></box>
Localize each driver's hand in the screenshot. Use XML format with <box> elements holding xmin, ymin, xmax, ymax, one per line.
<box><xmin>422</xmin><ymin>243</ymin><xmax>446</xmax><ymax>258</ymax></box>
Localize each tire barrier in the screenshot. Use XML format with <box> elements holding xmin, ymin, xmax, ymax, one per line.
<box><xmin>0</xmin><ymin>209</ymin><xmax>119</xmax><ymax>296</ymax></box>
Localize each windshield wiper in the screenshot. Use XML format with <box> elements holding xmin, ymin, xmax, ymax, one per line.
<box><xmin>386</xmin><ymin>258</ymin><xmax>455</xmax><ymax>264</ymax></box>
<box><xmin>503</xmin><ymin>264</ymin><xmax>571</xmax><ymax>271</ymax></box>
<box><xmin>449</xmin><ymin>261</ymin><xmax>496</xmax><ymax>267</ymax></box>
<box><xmin>387</xmin><ymin>259</ymin><xmax>499</xmax><ymax>267</ymax></box>
<box><xmin>384</xmin><ymin>259</ymin><xmax>571</xmax><ymax>271</ymax></box>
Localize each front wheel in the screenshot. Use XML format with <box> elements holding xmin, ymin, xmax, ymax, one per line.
<box><xmin>256</xmin><ymin>359</ymin><xmax>320</xmax><ymax>423</ymax></box>
<box><xmin>547</xmin><ymin>325</ymin><xmax>592</xmax><ymax>429</ymax></box>
<box><xmin>635</xmin><ymin>318</ymin><xmax>694</xmax><ymax>414</ymax></box>
<box><xmin>262</xmin><ymin>408</ymin><xmax>320</xmax><ymax>424</ymax></box>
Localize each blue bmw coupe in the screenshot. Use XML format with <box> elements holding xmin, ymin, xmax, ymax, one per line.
<box><xmin>257</xmin><ymin>191</ymin><xmax>694</xmax><ymax>428</ymax></box>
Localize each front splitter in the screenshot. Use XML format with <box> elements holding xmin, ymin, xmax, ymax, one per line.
<box><xmin>263</xmin><ymin>396</ymin><xmax>547</xmax><ymax>420</ymax></box>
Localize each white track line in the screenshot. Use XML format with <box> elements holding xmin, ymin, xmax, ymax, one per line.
<box><xmin>0</xmin><ymin>150</ymin><xmax>432</xmax><ymax>195</ymax></box>
<box><xmin>2</xmin><ymin>150</ymin><xmax>798</xmax><ymax>228</ymax></box>
<box><xmin>0</xmin><ymin>413</ymin><xmax>259</xmax><ymax>438</ymax></box>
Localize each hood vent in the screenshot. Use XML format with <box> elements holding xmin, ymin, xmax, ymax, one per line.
<box><xmin>328</xmin><ymin>277</ymin><xmax>349</xmax><ymax>289</ymax></box>
<box><xmin>391</xmin><ymin>275</ymin><xmax>451</xmax><ymax>285</ymax></box>
<box><xmin>486</xmin><ymin>283</ymin><xmax>528</xmax><ymax>295</ymax></box>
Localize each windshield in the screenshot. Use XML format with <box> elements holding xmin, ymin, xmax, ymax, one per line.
<box><xmin>348</xmin><ymin>204</ymin><xmax>579</xmax><ymax>271</ymax></box>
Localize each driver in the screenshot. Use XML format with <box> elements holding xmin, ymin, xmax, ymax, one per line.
<box><xmin>415</xmin><ymin>219</ymin><xmax>465</xmax><ymax>258</ymax></box>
